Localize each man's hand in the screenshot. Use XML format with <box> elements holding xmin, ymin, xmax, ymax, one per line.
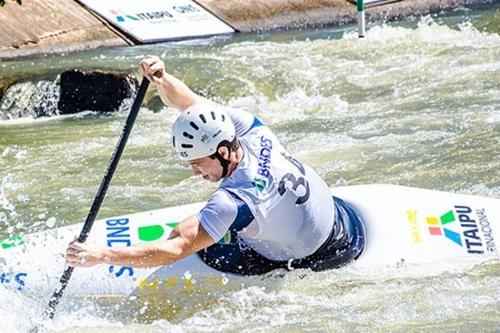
<box><xmin>139</xmin><ymin>55</ymin><xmax>165</xmax><ymax>84</ymax></box>
<box><xmin>138</xmin><ymin>56</ymin><xmax>200</xmax><ymax>111</ymax></box>
<box><xmin>66</xmin><ymin>238</ymin><xmax>104</xmax><ymax>268</ymax></box>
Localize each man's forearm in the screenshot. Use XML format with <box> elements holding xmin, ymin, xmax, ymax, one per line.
<box><xmin>156</xmin><ymin>73</ymin><xmax>201</xmax><ymax>111</ymax></box>
<box><xmin>66</xmin><ymin>215</ymin><xmax>214</xmax><ymax>269</ymax></box>
<box><xmin>100</xmin><ymin>241</ymin><xmax>180</xmax><ymax>268</ymax></box>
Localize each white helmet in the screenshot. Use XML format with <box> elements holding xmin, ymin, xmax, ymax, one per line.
<box><xmin>172</xmin><ymin>104</ymin><xmax>236</xmax><ymax>161</ymax></box>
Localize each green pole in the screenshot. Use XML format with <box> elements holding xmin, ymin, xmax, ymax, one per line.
<box><xmin>358</xmin><ymin>0</ymin><xmax>365</xmax><ymax>38</ymax></box>
<box><xmin>358</xmin><ymin>0</ymin><xmax>365</xmax><ymax>11</ymax></box>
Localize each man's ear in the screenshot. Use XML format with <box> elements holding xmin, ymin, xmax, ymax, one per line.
<box><xmin>218</xmin><ymin>146</ymin><xmax>229</xmax><ymax>159</ymax></box>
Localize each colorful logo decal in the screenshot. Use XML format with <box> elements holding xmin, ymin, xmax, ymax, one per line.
<box><xmin>426</xmin><ymin>210</ymin><xmax>462</xmax><ymax>246</ymax></box>
<box><xmin>109</xmin><ymin>9</ymin><xmax>174</xmax><ymax>23</ymax></box>
<box><xmin>407</xmin><ymin>205</ymin><xmax>497</xmax><ymax>255</ymax></box>
<box><xmin>424</xmin><ymin>205</ymin><xmax>498</xmax><ymax>255</ymax></box>
<box><xmin>110</xmin><ymin>9</ymin><xmax>140</xmax><ymax>23</ymax></box>
<box><xmin>252</xmin><ymin>177</ymin><xmax>267</xmax><ymax>194</ymax></box>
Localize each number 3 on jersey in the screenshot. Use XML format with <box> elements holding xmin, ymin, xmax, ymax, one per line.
<box><xmin>278</xmin><ymin>153</ymin><xmax>310</xmax><ymax>204</ymax></box>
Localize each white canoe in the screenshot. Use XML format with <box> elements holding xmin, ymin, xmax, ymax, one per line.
<box><xmin>0</xmin><ymin>184</ymin><xmax>498</xmax><ymax>297</ymax></box>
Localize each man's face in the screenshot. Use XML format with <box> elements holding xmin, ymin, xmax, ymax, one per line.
<box><xmin>188</xmin><ymin>156</ymin><xmax>223</xmax><ymax>182</ymax></box>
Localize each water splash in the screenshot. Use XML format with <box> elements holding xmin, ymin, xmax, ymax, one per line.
<box><xmin>0</xmin><ymin>287</ymin><xmax>44</xmax><ymax>333</ymax></box>
<box><xmin>0</xmin><ymin>79</ymin><xmax>60</xmax><ymax>120</ymax></box>
<box><xmin>0</xmin><ymin>176</ymin><xmax>19</xmax><ymax>237</ymax></box>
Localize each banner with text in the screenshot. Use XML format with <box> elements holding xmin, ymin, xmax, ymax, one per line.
<box><xmin>77</xmin><ymin>0</ymin><xmax>235</xmax><ymax>43</ymax></box>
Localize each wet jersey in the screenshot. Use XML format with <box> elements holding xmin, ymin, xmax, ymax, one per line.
<box><xmin>197</xmin><ymin>106</ymin><xmax>334</xmax><ymax>261</ymax></box>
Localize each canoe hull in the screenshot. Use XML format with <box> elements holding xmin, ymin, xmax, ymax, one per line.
<box><xmin>1</xmin><ymin>185</ymin><xmax>498</xmax><ymax>297</ymax></box>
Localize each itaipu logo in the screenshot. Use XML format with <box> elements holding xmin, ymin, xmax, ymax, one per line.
<box><xmin>110</xmin><ymin>9</ymin><xmax>173</xmax><ymax>23</ymax></box>
<box><xmin>110</xmin><ymin>9</ymin><xmax>139</xmax><ymax>22</ymax></box>
<box><xmin>426</xmin><ymin>210</ymin><xmax>462</xmax><ymax>245</ymax></box>
<box><xmin>425</xmin><ymin>205</ymin><xmax>487</xmax><ymax>254</ymax></box>
<box><xmin>110</xmin><ymin>5</ymin><xmax>200</xmax><ymax>23</ymax></box>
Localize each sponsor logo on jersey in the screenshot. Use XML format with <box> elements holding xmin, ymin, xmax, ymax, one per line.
<box><xmin>252</xmin><ymin>177</ymin><xmax>267</xmax><ymax>194</ymax></box>
<box><xmin>253</xmin><ymin>135</ymin><xmax>273</xmax><ymax>195</ymax></box>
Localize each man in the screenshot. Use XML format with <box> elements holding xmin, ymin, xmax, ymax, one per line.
<box><xmin>66</xmin><ymin>56</ymin><xmax>365</xmax><ymax>275</ymax></box>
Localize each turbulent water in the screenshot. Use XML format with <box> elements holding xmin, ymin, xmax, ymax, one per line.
<box><xmin>1</xmin><ymin>2</ymin><xmax>499</xmax><ymax>332</ymax></box>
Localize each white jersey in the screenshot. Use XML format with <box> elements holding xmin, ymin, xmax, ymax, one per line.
<box><xmin>198</xmin><ymin>107</ymin><xmax>334</xmax><ymax>261</ymax></box>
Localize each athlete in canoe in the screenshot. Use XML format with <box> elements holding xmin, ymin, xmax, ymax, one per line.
<box><xmin>66</xmin><ymin>56</ymin><xmax>366</xmax><ymax>274</ymax></box>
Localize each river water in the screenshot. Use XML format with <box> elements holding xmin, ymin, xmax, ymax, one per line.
<box><xmin>1</xmin><ymin>2</ymin><xmax>499</xmax><ymax>332</ymax></box>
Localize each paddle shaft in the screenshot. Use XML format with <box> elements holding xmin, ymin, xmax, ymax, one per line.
<box><xmin>46</xmin><ymin>78</ymin><xmax>150</xmax><ymax>319</ymax></box>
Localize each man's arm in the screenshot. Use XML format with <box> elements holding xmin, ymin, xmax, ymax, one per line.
<box><xmin>139</xmin><ymin>56</ymin><xmax>205</xmax><ymax>112</ymax></box>
<box><xmin>66</xmin><ymin>214</ymin><xmax>215</xmax><ymax>268</ymax></box>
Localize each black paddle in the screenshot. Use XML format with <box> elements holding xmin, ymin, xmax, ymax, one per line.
<box><xmin>45</xmin><ymin>77</ymin><xmax>150</xmax><ymax>319</ymax></box>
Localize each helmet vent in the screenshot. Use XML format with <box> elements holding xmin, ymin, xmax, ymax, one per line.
<box><xmin>183</xmin><ymin>132</ymin><xmax>194</xmax><ymax>139</ymax></box>
<box><xmin>221</xmin><ymin>114</ymin><xmax>225</xmax><ymax>122</ymax></box>
<box><xmin>199</xmin><ymin>114</ymin><xmax>207</xmax><ymax>123</ymax></box>
<box><xmin>172</xmin><ymin>136</ymin><xmax>176</xmax><ymax>147</ymax></box>
<box><xmin>181</xmin><ymin>144</ymin><xmax>193</xmax><ymax>149</ymax></box>
<box><xmin>211</xmin><ymin>111</ymin><xmax>216</xmax><ymax>120</ymax></box>
<box><xmin>189</xmin><ymin>121</ymin><xmax>199</xmax><ymax>131</ymax></box>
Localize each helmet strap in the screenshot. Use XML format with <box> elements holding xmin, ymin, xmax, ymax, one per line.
<box><xmin>213</xmin><ymin>142</ymin><xmax>231</xmax><ymax>178</ymax></box>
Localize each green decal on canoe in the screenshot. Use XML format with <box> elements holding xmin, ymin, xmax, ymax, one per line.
<box><xmin>0</xmin><ymin>234</ymin><xmax>24</xmax><ymax>250</ymax></box>
<box><xmin>138</xmin><ymin>222</ymin><xmax>180</xmax><ymax>242</ymax></box>
<box><xmin>166</xmin><ymin>222</ymin><xmax>179</xmax><ymax>229</ymax></box>
<box><xmin>440</xmin><ymin>211</ymin><xmax>455</xmax><ymax>225</ymax></box>
<box><xmin>138</xmin><ymin>225</ymin><xmax>164</xmax><ymax>241</ymax></box>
